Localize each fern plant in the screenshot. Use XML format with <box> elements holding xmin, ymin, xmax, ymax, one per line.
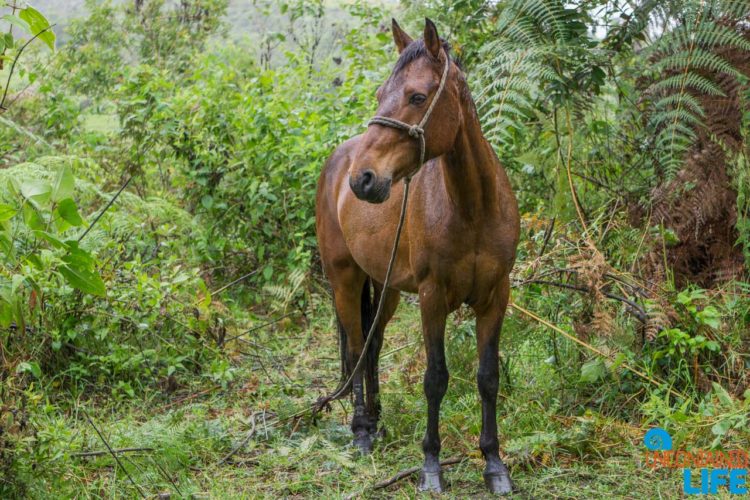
<box><xmin>475</xmin><ymin>0</ymin><xmax>606</xmax><ymax>146</ymax></box>
<box><xmin>639</xmin><ymin>0</ymin><xmax>750</xmax><ymax>179</ymax></box>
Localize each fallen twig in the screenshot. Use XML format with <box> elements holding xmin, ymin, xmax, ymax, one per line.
<box><xmin>521</xmin><ymin>279</ymin><xmax>647</xmax><ymax>323</ymax></box>
<box><xmin>372</xmin><ymin>456</ymin><xmax>465</xmax><ymax>490</ymax></box>
<box><xmin>537</xmin><ymin>216</ymin><xmax>556</xmax><ymax>258</ymax></box>
<box><xmin>208</xmin><ymin>270</ymin><xmax>259</xmax><ymax>297</ymax></box>
<box><xmin>82</xmin><ymin>410</ymin><xmax>147</xmax><ymax>499</ymax></box>
<box><xmin>72</xmin><ymin>447</ymin><xmax>154</xmax><ymax>458</ymax></box>
<box><xmin>218</xmin><ymin>412</ymin><xmax>258</xmax><ymax>465</ymax></box>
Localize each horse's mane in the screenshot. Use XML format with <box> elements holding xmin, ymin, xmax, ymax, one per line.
<box><xmin>392</xmin><ymin>39</ymin><xmax>462</xmax><ymax>75</ymax></box>
<box><xmin>390</xmin><ymin>38</ymin><xmax>475</xmax><ymax>119</ymax></box>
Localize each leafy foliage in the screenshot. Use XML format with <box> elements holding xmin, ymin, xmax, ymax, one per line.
<box><xmin>1</xmin><ymin>0</ymin><xmax>749</xmax><ymax>497</ymax></box>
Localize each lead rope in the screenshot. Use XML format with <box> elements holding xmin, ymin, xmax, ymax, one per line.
<box><xmin>314</xmin><ymin>53</ymin><xmax>451</xmax><ymax>414</ymax></box>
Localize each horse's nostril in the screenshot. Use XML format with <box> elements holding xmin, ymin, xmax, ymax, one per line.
<box><xmin>361</xmin><ymin>170</ymin><xmax>375</xmax><ymax>191</ymax></box>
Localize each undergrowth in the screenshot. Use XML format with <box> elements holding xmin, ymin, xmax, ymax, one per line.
<box><xmin>1</xmin><ymin>0</ymin><xmax>749</xmax><ymax>497</ymax></box>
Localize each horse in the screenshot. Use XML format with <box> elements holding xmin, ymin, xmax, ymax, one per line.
<box><xmin>315</xmin><ymin>18</ymin><xmax>520</xmax><ymax>494</ymax></box>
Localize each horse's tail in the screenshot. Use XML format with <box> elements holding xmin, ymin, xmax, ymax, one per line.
<box><xmin>360</xmin><ymin>276</ymin><xmax>376</xmax><ymax>349</ymax></box>
<box><xmin>335</xmin><ymin>277</ymin><xmax>375</xmax><ymax>396</ymax></box>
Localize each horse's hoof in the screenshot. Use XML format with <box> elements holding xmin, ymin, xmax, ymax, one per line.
<box><xmin>418</xmin><ymin>470</ymin><xmax>445</xmax><ymax>493</ymax></box>
<box><xmin>353</xmin><ymin>430</ymin><xmax>373</xmax><ymax>455</ymax></box>
<box><xmin>483</xmin><ymin>470</ymin><xmax>513</xmax><ymax>495</ymax></box>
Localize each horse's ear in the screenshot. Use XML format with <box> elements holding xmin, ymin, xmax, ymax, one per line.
<box><xmin>424</xmin><ymin>18</ymin><xmax>441</xmax><ymax>59</ymax></box>
<box><xmin>391</xmin><ymin>18</ymin><xmax>413</xmax><ymax>54</ymax></box>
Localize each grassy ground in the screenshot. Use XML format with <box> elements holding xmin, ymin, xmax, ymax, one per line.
<box><xmin>16</xmin><ymin>299</ymin><xmax>709</xmax><ymax>498</ymax></box>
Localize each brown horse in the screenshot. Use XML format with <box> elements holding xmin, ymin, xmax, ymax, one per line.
<box><xmin>315</xmin><ymin>18</ymin><xmax>520</xmax><ymax>494</ymax></box>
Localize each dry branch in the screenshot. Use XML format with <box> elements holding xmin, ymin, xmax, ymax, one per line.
<box><xmin>82</xmin><ymin>410</ymin><xmax>147</xmax><ymax>499</ymax></box>
<box><xmin>218</xmin><ymin>412</ymin><xmax>258</xmax><ymax>465</ymax></box>
<box><xmin>72</xmin><ymin>447</ymin><xmax>154</xmax><ymax>458</ymax></box>
<box><xmin>372</xmin><ymin>456</ymin><xmax>465</xmax><ymax>490</ymax></box>
<box><xmin>521</xmin><ymin>279</ymin><xmax>647</xmax><ymax>322</ymax></box>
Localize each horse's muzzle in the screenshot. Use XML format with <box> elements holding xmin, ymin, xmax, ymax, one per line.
<box><xmin>349</xmin><ymin>169</ymin><xmax>391</xmax><ymax>204</ymax></box>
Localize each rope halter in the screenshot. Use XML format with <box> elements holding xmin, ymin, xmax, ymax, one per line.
<box><xmin>367</xmin><ymin>51</ymin><xmax>451</xmax><ymax>183</ymax></box>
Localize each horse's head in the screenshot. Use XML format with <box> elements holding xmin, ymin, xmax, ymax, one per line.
<box><xmin>349</xmin><ymin>18</ymin><xmax>462</xmax><ymax>203</ymax></box>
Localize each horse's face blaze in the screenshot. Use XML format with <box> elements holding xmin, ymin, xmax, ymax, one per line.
<box><xmin>349</xmin><ymin>44</ymin><xmax>459</xmax><ymax>204</ymax></box>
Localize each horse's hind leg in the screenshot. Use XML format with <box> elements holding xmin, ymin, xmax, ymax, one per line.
<box><xmin>473</xmin><ymin>275</ymin><xmax>513</xmax><ymax>495</ymax></box>
<box><xmin>329</xmin><ymin>263</ymin><xmax>374</xmax><ymax>453</ymax></box>
<box><xmin>364</xmin><ymin>280</ymin><xmax>399</xmax><ymax>437</ymax></box>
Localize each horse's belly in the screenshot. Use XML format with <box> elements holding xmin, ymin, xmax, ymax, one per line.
<box><xmin>337</xmin><ymin>185</ymin><xmax>418</xmax><ymax>292</ymax></box>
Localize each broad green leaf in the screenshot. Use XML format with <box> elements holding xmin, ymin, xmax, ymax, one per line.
<box><xmin>51</xmin><ymin>165</ymin><xmax>74</xmax><ymax>202</ymax></box>
<box><xmin>22</xmin><ymin>204</ymin><xmax>45</xmax><ymax>230</ymax></box>
<box><xmin>32</xmin><ymin>230</ymin><xmax>66</xmax><ymax>249</ymax></box>
<box><xmin>580</xmin><ymin>358</ymin><xmax>606</xmax><ymax>383</ymax></box>
<box><xmin>63</xmin><ymin>244</ymin><xmax>95</xmax><ymax>268</ymax></box>
<box><xmin>17</xmin><ymin>361</ymin><xmax>42</xmax><ymax>379</ymax></box>
<box><xmin>0</xmin><ymin>300</ymin><xmax>12</xmax><ymax>328</ymax></box>
<box><xmin>20</xmin><ymin>179</ymin><xmax>51</xmax><ymax>207</ymax></box>
<box><xmin>1</xmin><ymin>14</ymin><xmax>30</xmax><ymax>35</ymax></box>
<box><xmin>18</xmin><ymin>6</ymin><xmax>54</xmax><ymax>50</ymax></box>
<box><xmin>696</xmin><ymin>306</ymin><xmax>721</xmax><ymax>329</ymax></box>
<box><xmin>0</xmin><ymin>203</ymin><xmax>16</xmax><ymax>222</ymax></box>
<box><xmin>711</xmin><ymin>419</ymin><xmax>731</xmax><ymax>437</ymax></box>
<box><xmin>0</xmin><ymin>232</ymin><xmax>11</xmax><ymax>257</ymax></box>
<box><xmin>59</xmin><ymin>264</ymin><xmax>106</xmax><ymax>296</ymax></box>
<box><xmin>56</xmin><ymin>198</ymin><xmax>83</xmax><ymax>226</ymax></box>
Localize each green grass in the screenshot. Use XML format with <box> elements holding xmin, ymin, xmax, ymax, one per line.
<box><xmin>8</xmin><ymin>300</ymin><xmax>738</xmax><ymax>498</ymax></box>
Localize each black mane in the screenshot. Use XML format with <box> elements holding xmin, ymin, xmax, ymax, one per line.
<box><xmin>392</xmin><ymin>38</ymin><xmax>460</xmax><ymax>75</ymax></box>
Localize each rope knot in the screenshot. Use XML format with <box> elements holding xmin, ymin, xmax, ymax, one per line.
<box><xmin>408</xmin><ymin>125</ymin><xmax>424</xmax><ymax>138</ymax></box>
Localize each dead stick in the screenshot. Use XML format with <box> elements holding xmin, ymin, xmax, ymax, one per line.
<box><xmin>520</xmin><ymin>279</ymin><xmax>647</xmax><ymax>322</ymax></box>
<box><xmin>209</xmin><ymin>270</ymin><xmax>258</xmax><ymax>296</ymax></box>
<box><xmin>218</xmin><ymin>412</ymin><xmax>258</xmax><ymax>465</ymax></box>
<box><xmin>82</xmin><ymin>410</ymin><xmax>147</xmax><ymax>499</ymax></box>
<box><xmin>373</xmin><ymin>456</ymin><xmax>465</xmax><ymax>490</ymax></box>
<box><xmin>73</xmin><ymin>447</ymin><xmax>154</xmax><ymax>458</ymax></box>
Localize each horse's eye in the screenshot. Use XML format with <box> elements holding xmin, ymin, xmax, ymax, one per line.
<box><xmin>409</xmin><ymin>93</ymin><xmax>427</xmax><ymax>105</ymax></box>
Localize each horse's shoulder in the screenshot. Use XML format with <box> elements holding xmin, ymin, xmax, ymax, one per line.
<box><xmin>317</xmin><ymin>135</ymin><xmax>363</xmax><ymax>209</ymax></box>
<box><xmin>323</xmin><ymin>135</ymin><xmax>363</xmax><ymax>175</ymax></box>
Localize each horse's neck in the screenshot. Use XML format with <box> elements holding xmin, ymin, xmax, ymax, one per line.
<box><xmin>442</xmin><ymin>101</ymin><xmax>500</xmax><ymax>218</ymax></box>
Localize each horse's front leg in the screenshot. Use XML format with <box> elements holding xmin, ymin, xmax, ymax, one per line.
<box><xmin>331</xmin><ymin>270</ymin><xmax>373</xmax><ymax>454</ymax></box>
<box><xmin>474</xmin><ymin>276</ymin><xmax>513</xmax><ymax>495</ymax></box>
<box><xmin>364</xmin><ymin>281</ymin><xmax>400</xmax><ymax>439</ymax></box>
<box><xmin>418</xmin><ymin>286</ymin><xmax>449</xmax><ymax>492</ymax></box>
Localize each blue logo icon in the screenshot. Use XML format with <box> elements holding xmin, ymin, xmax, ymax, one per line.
<box><xmin>643</xmin><ymin>427</ymin><xmax>673</xmax><ymax>451</ymax></box>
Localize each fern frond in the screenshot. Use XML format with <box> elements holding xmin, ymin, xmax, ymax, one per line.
<box><xmin>648</xmin><ymin>73</ymin><xmax>727</xmax><ymax>97</ymax></box>
<box><xmin>654</xmin><ymin>48</ymin><xmax>743</xmax><ymax>78</ymax></box>
<box><xmin>649</xmin><ymin>108</ymin><xmax>704</xmax><ymax>129</ymax></box>
<box><xmin>653</xmin><ymin>94</ymin><xmax>706</xmax><ymax>117</ymax></box>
